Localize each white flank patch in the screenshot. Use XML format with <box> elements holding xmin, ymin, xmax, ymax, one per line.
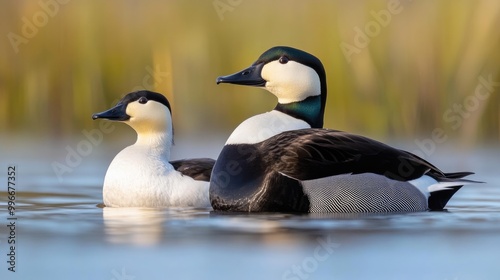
<box><xmin>225</xmin><ymin>110</ymin><xmax>310</xmax><ymax>145</ymax></box>
<box><xmin>408</xmin><ymin>175</ymin><xmax>438</xmax><ymax>198</ymax></box>
<box><xmin>409</xmin><ymin>175</ymin><xmax>474</xmax><ymax>198</ymax></box>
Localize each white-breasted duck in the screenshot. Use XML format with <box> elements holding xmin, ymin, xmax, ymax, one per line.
<box><xmin>92</xmin><ymin>90</ymin><xmax>213</xmax><ymax>208</ymax></box>
<box><xmin>210</xmin><ymin>46</ymin><xmax>480</xmax><ymax>213</ymax></box>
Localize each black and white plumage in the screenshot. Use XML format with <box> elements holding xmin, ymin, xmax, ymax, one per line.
<box><xmin>171</xmin><ymin>158</ymin><xmax>215</xmax><ymax>182</ymax></box>
<box><xmin>210</xmin><ymin>46</ymin><xmax>480</xmax><ymax>213</ymax></box>
<box><xmin>92</xmin><ymin>90</ymin><xmax>213</xmax><ymax>208</ymax></box>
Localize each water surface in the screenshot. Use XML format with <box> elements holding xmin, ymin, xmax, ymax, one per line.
<box><xmin>0</xmin><ymin>140</ymin><xmax>499</xmax><ymax>280</ymax></box>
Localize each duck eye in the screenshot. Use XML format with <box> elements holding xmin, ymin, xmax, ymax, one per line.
<box><xmin>278</xmin><ymin>56</ymin><xmax>289</xmax><ymax>64</ymax></box>
<box><xmin>138</xmin><ymin>97</ymin><xmax>148</xmax><ymax>104</ymax></box>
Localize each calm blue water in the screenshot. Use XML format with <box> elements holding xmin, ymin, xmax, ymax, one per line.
<box><xmin>1</xmin><ymin>138</ymin><xmax>499</xmax><ymax>280</ymax></box>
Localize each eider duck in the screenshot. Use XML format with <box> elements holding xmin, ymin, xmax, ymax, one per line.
<box><xmin>210</xmin><ymin>46</ymin><xmax>479</xmax><ymax>213</ymax></box>
<box><xmin>93</xmin><ymin>90</ymin><xmax>213</xmax><ymax>208</ymax></box>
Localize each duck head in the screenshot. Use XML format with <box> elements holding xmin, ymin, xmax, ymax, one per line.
<box><xmin>216</xmin><ymin>46</ymin><xmax>327</xmax><ymax>128</ymax></box>
<box><xmin>92</xmin><ymin>90</ymin><xmax>173</xmax><ymax>143</ymax></box>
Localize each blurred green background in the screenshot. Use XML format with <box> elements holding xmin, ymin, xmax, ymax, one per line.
<box><xmin>1</xmin><ymin>0</ymin><xmax>499</xmax><ymax>145</ymax></box>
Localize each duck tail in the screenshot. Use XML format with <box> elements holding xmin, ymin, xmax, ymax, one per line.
<box><xmin>428</xmin><ymin>185</ymin><xmax>463</xmax><ymax>210</ymax></box>
<box><xmin>428</xmin><ymin>172</ymin><xmax>483</xmax><ymax>211</ymax></box>
<box><xmin>442</xmin><ymin>171</ymin><xmax>475</xmax><ymax>179</ymax></box>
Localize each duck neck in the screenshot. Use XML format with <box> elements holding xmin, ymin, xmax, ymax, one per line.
<box><xmin>135</xmin><ymin>129</ymin><xmax>173</xmax><ymax>159</ymax></box>
<box><xmin>274</xmin><ymin>95</ymin><xmax>324</xmax><ymax>128</ymax></box>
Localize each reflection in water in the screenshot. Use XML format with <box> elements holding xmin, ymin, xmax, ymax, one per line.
<box><xmin>1</xmin><ymin>144</ymin><xmax>499</xmax><ymax>279</ymax></box>
<box><xmin>103</xmin><ymin>207</ymin><xmax>166</xmax><ymax>246</ymax></box>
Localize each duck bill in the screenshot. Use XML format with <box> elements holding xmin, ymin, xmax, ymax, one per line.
<box><xmin>92</xmin><ymin>102</ymin><xmax>130</xmax><ymax>121</ymax></box>
<box><xmin>216</xmin><ymin>63</ymin><xmax>266</xmax><ymax>87</ymax></box>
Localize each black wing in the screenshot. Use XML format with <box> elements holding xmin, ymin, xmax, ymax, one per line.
<box><xmin>261</xmin><ymin>129</ymin><xmax>446</xmax><ymax>181</ymax></box>
<box><xmin>170</xmin><ymin>158</ymin><xmax>216</xmax><ymax>182</ymax></box>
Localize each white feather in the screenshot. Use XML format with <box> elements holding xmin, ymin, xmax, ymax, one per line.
<box><xmin>225</xmin><ymin>110</ymin><xmax>310</xmax><ymax>145</ymax></box>
<box><xmin>102</xmin><ymin>99</ymin><xmax>211</xmax><ymax>208</ymax></box>
<box><xmin>261</xmin><ymin>60</ymin><xmax>321</xmax><ymax>104</ymax></box>
<box><xmin>409</xmin><ymin>174</ymin><xmax>472</xmax><ymax>198</ymax></box>
<box><xmin>408</xmin><ymin>175</ymin><xmax>437</xmax><ymax>198</ymax></box>
<box><xmin>103</xmin><ymin>141</ymin><xmax>210</xmax><ymax>208</ymax></box>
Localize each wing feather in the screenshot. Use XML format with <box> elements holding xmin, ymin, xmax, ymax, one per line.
<box><xmin>260</xmin><ymin>129</ymin><xmax>443</xmax><ymax>181</ymax></box>
<box><xmin>170</xmin><ymin>158</ymin><xmax>215</xmax><ymax>182</ymax></box>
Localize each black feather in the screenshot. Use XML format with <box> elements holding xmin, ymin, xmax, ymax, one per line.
<box><xmin>262</xmin><ymin>129</ymin><xmax>444</xmax><ymax>182</ymax></box>
<box><xmin>428</xmin><ymin>186</ymin><xmax>463</xmax><ymax>210</ymax></box>
<box><xmin>171</xmin><ymin>158</ymin><xmax>215</xmax><ymax>182</ymax></box>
